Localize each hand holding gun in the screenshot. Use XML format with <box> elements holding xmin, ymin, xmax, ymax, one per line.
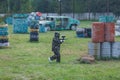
<box><xmin>60</xmin><ymin>35</ymin><xmax>66</xmax><ymax>43</ymax></box>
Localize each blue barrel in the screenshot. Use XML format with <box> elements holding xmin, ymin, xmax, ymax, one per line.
<box><xmin>5</xmin><ymin>17</ymin><xmax>13</xmax><ymax>24</ymax></box>
<box><xmin>13</xmin><ymin>14</ymin><xmax>28</xmax><ymax>33</ymax></box>
<box><xmin>29</xmin><ymin>20</ymin><xmax>39</xmax><ymax>42</ymax></box>
<box><xmin>99</xmin><ymin>16</ymin><xmax>114</xmax><ymax>22</ymax></box>
<box><xmin>0</xmin><ymin>27</ymin><xmax>8</xmax><ymax>36</ymax></box>
<box><xmin>0</xmin><ymin>24</ymin><xmax>9</xmax><ymax>47</ymax></box>
<box><xmin>39</xmin><ymin>24</ymin><xmax>47</xmax><ymax>33</ymax></box>
<box><xmin>99</xmin><ymin>16</ymin><xmax>107</xmax><ymax>22</ymax></box>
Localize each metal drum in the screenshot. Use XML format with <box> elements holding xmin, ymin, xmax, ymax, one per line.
<box><xmin>76</xmin><ymin>28</ymin><xmax>85</xmax><ymax>38</ymax></box>
<box><xmin>112</xmin><ymin>42</ymin><xmax>120</xmax><ymax>58</ymax></box>
<box><xmin>88</xmin><ymin>42</ymin><xmax>101</xmax><ymax>59</ymax></box>
<box><xmin>85</xmin><ymin>28</ymin><xmax>91</xmax><ymax>38</ymax></box>
<box><xmin>92</xmin><ymin>22</ymin><xmax>105</xmax><ymax>43</ymax></box>
<box><xmin>101</xmin><ymin>42</ymin><xmax>111</xmax><ymax>58</ymax></box>
<box><xmin>104</xmin><ymin>23</ymin><xmax>115</xmax><ymax>42</ymax></box>
<box><xmin>30</xmin><ymin>31</ymin><xmax>39</xmax><ymax>41</ymax></box>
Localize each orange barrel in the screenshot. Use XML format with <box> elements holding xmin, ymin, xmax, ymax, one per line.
<box><xmin>104</xmin><ymin>23</ymin><xmax>115</xmax><ymax>42</ymax></box>
<box><xmin>92</xmin><ymin>22</ymin><xmax>105</xmax><ymax>43</ymax></box>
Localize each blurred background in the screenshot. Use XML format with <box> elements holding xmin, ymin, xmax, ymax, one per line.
<box><xmin>0</xmin><ymin>0</ymin><xmax>120</xmax><ymax>20</ymax></box>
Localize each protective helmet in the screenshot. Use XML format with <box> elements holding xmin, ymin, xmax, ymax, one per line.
<box><xmin>54</xmin><ymin>32</ymin><xmax>60</xmax><ymax>38</ymax></box>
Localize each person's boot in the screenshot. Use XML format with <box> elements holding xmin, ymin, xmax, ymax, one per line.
<box><xmin>56</xmin><ymin>55</ymin><xmax>60</xmax><ymax>63</ymax></box>
<box><xmin>48</xmin><ymin>57</ymin><xmax>52</xmax><ymax>62</ymax></box>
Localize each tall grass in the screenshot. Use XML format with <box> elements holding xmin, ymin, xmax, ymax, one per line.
<box><xmin>0</xmin><ymin>21</ymin><xmax>120</xmax><ymax>80</ymax></box>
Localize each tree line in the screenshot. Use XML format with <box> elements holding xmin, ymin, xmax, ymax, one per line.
<box><xmin>0</xmin><ymin>0</ymin><xmax>120</xmax><ymax>17</ymax></box>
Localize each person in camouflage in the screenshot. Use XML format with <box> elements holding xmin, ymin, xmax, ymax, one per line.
<box><xmin>49</xmin><ymin>32</ymin><xmax>65</xmax><ymax>63</ymax></box>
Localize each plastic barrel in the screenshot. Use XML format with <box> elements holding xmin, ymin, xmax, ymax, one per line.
<box><xmin>29</xmin><ymin>20</ymin><xmax>39</xmax><ymax>42</ymax></box>
<box><xmin>106</xmin><ymin>16</ymin><xmax>114</xmax><ymax>22</ymax></box>
<box><xmin>99</xmin><ymin>16</ymin><xmax>114</xmax><ymax>22</ymax></box>
<box><xmin>0</xmin><ymin>24</ymin><xmax>9</xmax><ymax>47</ymax></box>
<box><xmin>13</xmin><ymin>14</ymin><xmax>28</xmax><ymax>33</ymax></box>
<box><xmin>5</xmin><ymin>17</ymin><xmax>13</xmax><ymax>24</ymax></box>
<box><xmin>39</xmin><ymin>24</ymin><xmax>47</xmax><ymax>33</ymax></box>
<box><xmin>99</xmin><ymin>16</ymin><xmax>107</xmax><ymax>22</ymax></box>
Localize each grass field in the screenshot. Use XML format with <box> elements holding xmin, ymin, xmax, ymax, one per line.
<box><xmin>0</xmin><ymin>21</ymin><xmax>120</xmax><ymax>80</ymax></box>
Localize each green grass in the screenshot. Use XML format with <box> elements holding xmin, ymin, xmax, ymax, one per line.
<box><xmin>0</xmin><ymin>21</ymin><xmax>120</xmax><ymax>80</ymax></box>
<box><xmin>79</xmin><ymin>20</ymin><xmax>95</xmax><ymax>28</ymax></box>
